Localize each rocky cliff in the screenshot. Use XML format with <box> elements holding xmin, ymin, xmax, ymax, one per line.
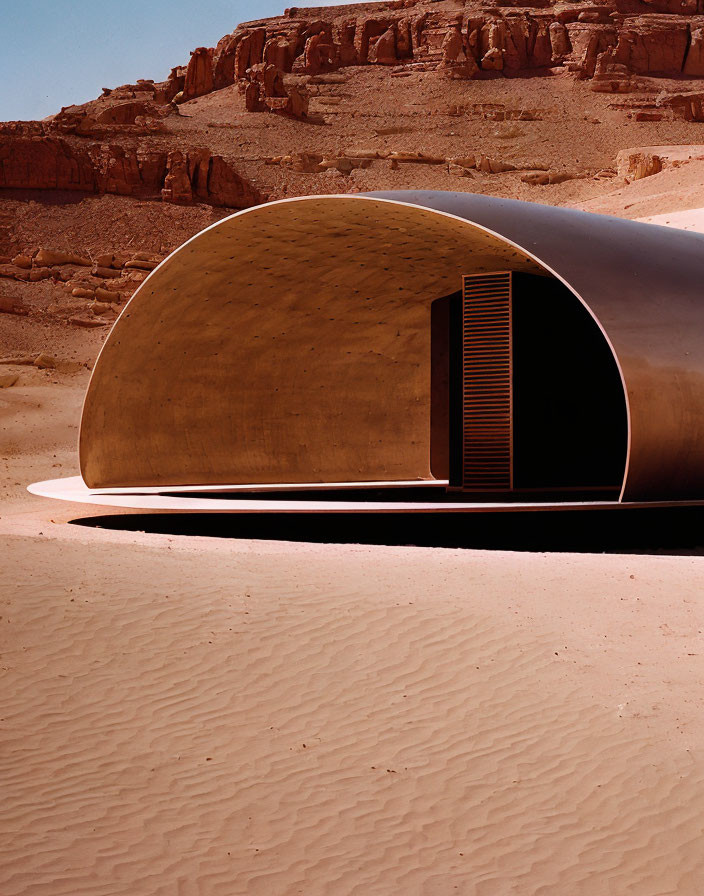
<box><xmin>4</xmin><ymin>0</ymin><xmax>704</xmax><ymax>208</ymax></box>
<box><xmin>3</xmin><ymin>0</ymin><xmax>704</xmax><ymax>346</ymax></box>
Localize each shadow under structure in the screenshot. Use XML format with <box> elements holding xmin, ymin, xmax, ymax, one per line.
<box><xmin>50</xmin><ymin>191</ymin><xmax>704</xmax><ymax>506</ymax></box>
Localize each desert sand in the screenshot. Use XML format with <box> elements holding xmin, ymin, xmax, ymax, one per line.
<box><xmin>2</xmin><ymin>338</ymin><xmax>704</xmax><ymax>894</ymax></box>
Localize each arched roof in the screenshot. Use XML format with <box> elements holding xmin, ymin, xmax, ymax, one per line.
<box><xmin>79</xmin><ymin>192</ymin><xmax>704</xmax><ymax>501</ymax></box>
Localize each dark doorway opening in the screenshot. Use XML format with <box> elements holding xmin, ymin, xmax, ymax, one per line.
<box><xmin>431</xmin><ymin>272</ymin><xmax>628</xmax><ymax>499</ymax></box>
<box><xmin>512</xmin><ymin>273</ymin><xmax>627</xmax><ymax>493</ymax></box>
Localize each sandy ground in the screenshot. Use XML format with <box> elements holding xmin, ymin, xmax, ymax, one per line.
<box><xmin>2</xmin><ymin>360</ymin><xmax>704</xmax><ymax>894</ymax></box>
<box><xmin>4</xmin><ymin>160</ymin><xmax>704</xmax><ymax>893</ymax></box>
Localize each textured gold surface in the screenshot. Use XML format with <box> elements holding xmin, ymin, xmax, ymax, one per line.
<box><xmin>80</xmin><ymin>197</ymin><xmax>542</xmax><ymax>488</ymax></box>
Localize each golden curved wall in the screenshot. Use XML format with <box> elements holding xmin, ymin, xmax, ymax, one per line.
<box><xmin>79</xmin><ymin>197</ymin><xmax>543</xmax><ymax>489</ymax></box>
<box><xmin>80</xmin><ymin>192</ymin><xmax>704</xmax><ymax>501</ymax></box>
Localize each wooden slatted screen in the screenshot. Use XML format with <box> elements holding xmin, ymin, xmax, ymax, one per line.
<box><xmin>461</xmin><ymin>272</ymin><xmax>513</xmax><ymax>491</ymax></box>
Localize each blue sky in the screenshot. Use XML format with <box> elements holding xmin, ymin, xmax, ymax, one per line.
<box><xmin>1</xmin><ymin>0</ymin><xmax>360</xmax><ymax>121</ymax></box>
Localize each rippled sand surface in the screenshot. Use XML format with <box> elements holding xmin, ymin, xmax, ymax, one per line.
<box><xmin>2</xmin><ymin>529</ymin><xmax>704</xmax><ymax>895</ymax></box>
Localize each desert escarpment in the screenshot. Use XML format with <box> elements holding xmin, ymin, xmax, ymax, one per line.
<box><xmin>4</xmin><ymin>0</ymin><xmax>704</xmax><ymax>379</ymax></box>
<box><xmin>5</xmin><ymin>0</ymin><xmax>704</xmax><ymax>207</ymax></box>
<box><xmin>0</xmin><ymin>124</ymin><xmax>260</xmax><ymax>209</ymax></box>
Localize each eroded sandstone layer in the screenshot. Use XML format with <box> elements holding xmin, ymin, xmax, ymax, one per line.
<box><xmin>4</xmin><ymin>0</ymin><xmax>704</xmax><ymax>355</ymax></box>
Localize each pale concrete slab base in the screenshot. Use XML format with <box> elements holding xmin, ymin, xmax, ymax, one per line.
<box><xmin>27</xmin><ymin>476</ymin><xmax>704</xmax><ymax>514</ymax></box>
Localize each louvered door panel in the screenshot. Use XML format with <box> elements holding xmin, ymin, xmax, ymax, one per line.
<box><xmin>461</xmin><ymin>272</ymin><xmax>513</xmax><ymax>491</ymax></box>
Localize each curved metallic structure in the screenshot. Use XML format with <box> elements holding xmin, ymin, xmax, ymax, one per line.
<box><xmin>79</xmin><ymin>191</ymin><xmax>704</xmax><ymax>502</ymax></box>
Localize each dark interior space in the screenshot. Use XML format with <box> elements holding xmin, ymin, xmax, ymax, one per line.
<box><xmin>430</xmin><ymin>272</ymin><xmax>627</xmax><ymax>498</ymax></box>
<box><xmin>71</xmin><ymin>506</ymin><xmax>704</xmax><ymax>555</ymax></box>
<box><xmin>512</xmin><ymin>273</ymin><xmax>627</xmax><ymax>492</ymax></box>
<box><xmin>430</xmin><ymin>290</ymin><xmax>461</xmax><ymax>479</ymax></box>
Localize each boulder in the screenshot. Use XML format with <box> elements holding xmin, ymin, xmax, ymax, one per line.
<box><xmin>303</xmin><ymin>33</ymin><xmax>336</xmax><ymax>73</ymax></box>
<box><xmin>153</xmin><ymin>68</ymin><xmax>184</xmax><ymax>104</ymax></box>
<box><xmin>565</xmin><ymin>23</ymin><xmax>617</xmax><ymax>78</ymax></box>
<box><xmin>656</xmin><ymin>90</ymin><xmax>704</xmax><ymax>121</ymax></box>
<box><xmin>35</xmin><ymin>248</ymin><xmax>91</xmax><ymax>267</ymax></box>
<box><xmin>244</xmin><ymin>81</ymin><xmax>265</xmax><ymax>112</ymax></box>
<box><xmin>440</xmin><ymin>27</ymin><xmax>478</xmax><ymax>77</ymax></box>
<box><xmin>235</xmin><ymin>29</ymin><xmax>266</xmax><ymax>78</ymax></box>
<box><xmin>213</xmin><ymin>33</ymin><xmax>242</xmax><ymax>88</ymax></box>
<box><xmin>33</xmin><ymin>353</ymin><xmax>56</xmax><ymax>369</ymax></box>
<box><xmin>356</xmin><ymin>18</ymin><xmax>394</xmax><ymax>63</ymax></box>
<box><xmin>549</xmin><ymin>22</ymin><xmax>571</xmax><ymax>62</ymax></box>
<box><xmin>89</xmin><ymin>301</ymin><xmax>114</xmax><ymax>316</ymax></box>
<box><xmin>124</xmin><ymin>259</ymin><xmax>158</xmax><ymax>271</ymax></box>
<box><xmin>275</xmin><ymin>152</ymin><xmax>324</xmax><ymax>172</ymax></box>
<box><xmin>93</xmin><ymin>265</ymin><xmax>122</xmax><ymax>279</ymax></box>
<box><xmin>94</xmin><ymin>253</ymin><xmax>118</xmax><ymax>269</ymax></box>
<box><xmin>264</xmin><ymin>37</ymin><xmax>295</xmax><ymax>72</ymax></box>
<box><xmin>617</xmin><ymin>150</ymin><xmax>663</xmax><ymax>180</ymax></box>
<box><xmin>69</xmin><ymin>315</ymin><xmax>108</xmax><ymax>328</ymax></box>
<box><xmin>0</xmin><ymin>296</ymin><xmax>29</xmax><ymax>315</ymax></box>
<box><xmin>531</xmin><ymin>24</ymin><xmax>554</xmax><ymax>68</ymax></box>
<box><xmin>29</xmin><ymin>267</ymin><xmax>54</xmax><ymax>282</ymax></box>
<box><xmin>475</xmin><ymin>155</ymin><xmax>516</xmax><ymax>173</ymax></box>
<box><xmin>590</xmin><ymin>51</ymin><xmax>634</xmax><ymax>92</ymax></box>
<box><xmin>388</xmin><ymin>151</ymin><xmax>445</xmax><ymax>164</ymax></box>
<box><xmin>441</xmin><ymin>28</ymin><xmax>464</xmax><ymax>64</ymax></box>
<box><xmin>368</xmin><ymin>27</ymin><xmax>397</xmax><ymax>65</ymax></box>
<box><xmin>521</xmin><ymin>170</ymin><xmax>581</xmax><ymax>184</ymax></box>
<box><xmin>481</xmin><ymin>47</ymin><xmax>504</xmax><ymax>71</ymax></box>
<box><xmin>286</xmin><ymin>86</ymin><xmax>310</xmax><ymax>119</ymax></box>
<box><xmin>0</xmin><ymin>265</ymin><xmax>30</xmax><ymax>281</ymax></box>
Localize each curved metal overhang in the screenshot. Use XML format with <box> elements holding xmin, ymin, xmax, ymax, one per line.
<box><xmin>79</xmin><ymin>192</ymin><xmax>704</xmax><ymax>501</ymax></box>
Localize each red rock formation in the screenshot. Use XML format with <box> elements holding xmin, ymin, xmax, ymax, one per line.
<box><xmin>154</xmin><ymin>68</ymin><xmax>185</xmax><ymax>104</ymax></box>
<box><xmin>684</xmin><ymin>25</ymin><xmax>704</xmax><ymax>75</ymax></box>
<box><xmin>183</xmin><ymin>47</ymin><xmax>214</xmax><ymax>101</ymax></box>
<box><xmin>27</xmin><ymin>2</ymin><xmax>704</xmax><ymax>127</ymax></box>
<box><xmin>657</xmin><ymin>88</ymin><xmax>704</xmax><ymax>119</ymax></box>
<box><xmin>5</xmin><ymin>0</ymin><xmax>704</xmax><ymax>223</ymax></box>
<box><xmin>368</xmin><ymin>27</ymin><xmax>398</xmax><ymax>64</ymax></box>
<box><xmin>213</xmin><ymin>34</ymin><xmax>242</xmax><ymax>88</ymax></box>
<box><xmin>94</xmin><ymin>101</ymin><xmax>163</xmax><ymax>124</ymax></box>
<box><xmin>0</xmin><ymin>135</ymin><xmax>98</xmax><ymax>192</ymax></box>
<box><xmin>612</xmin><ymin>16</ymin><xmax>689</xmax><ymax>74</ymax></box>
<box><xmin>0</xmin><ymin>129</ymin><xmax>260</xmax><ymax>209</ymax></box>
<box><xmin>161</xmin><ymin>148</ymin><xmax>261</xmax><ymax>206</ymax></box>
